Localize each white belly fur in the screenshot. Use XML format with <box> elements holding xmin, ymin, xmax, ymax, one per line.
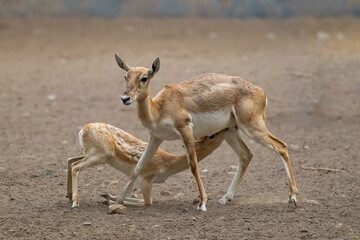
<box><xmin>149</xmin><ymin>108</ymin><xmax>234</xmax><ymax>140</ymax></box>
<box><xmin>190</xmin><ymin>108</ymin><xmax>234</xmax><ymax>137</ymax></box>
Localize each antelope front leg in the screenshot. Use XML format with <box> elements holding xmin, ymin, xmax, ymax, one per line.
<box><xmin>114</xmin><ymin>135</ymin><xmax>162</xmax><ymax>205</ymax></box>
<box><xmin>178</xmin><ymin>126</ymin><xmax>208</xmax><ymax>211</ymax></box>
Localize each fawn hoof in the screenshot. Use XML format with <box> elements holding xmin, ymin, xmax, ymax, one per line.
<box><xmin>218</xmin><ymin>198</ymin><xmax>228</xmax><ymax>205</ymax></box>
<box><xmin>289</xmin><ymin>195</ymin><xmax>298</xmax><ymax>207</ymax></box>
<box><xmin>219</xmin><ymin>194</ymin><xmax>232</xmax><ymax>205</ymax></box>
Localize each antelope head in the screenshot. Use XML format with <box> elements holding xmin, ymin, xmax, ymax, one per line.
<box><xmin>115</xmin><ymin>53</ymin><xmax>160</xmax><ymax>105</ymax></box>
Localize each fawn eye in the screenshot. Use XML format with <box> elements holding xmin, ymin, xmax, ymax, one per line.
<box><xmin>209</xmin><ymin>134</ymin><xmax>215</xmax><ymax>139</ymax></box>
<box><xmin>140</xmin><ymin>76</ymin><xmax>148</xmax><ymax>83</ymax></box>
<box><xmin>124</xmin><ymin>76</ymin><xmax>128</xmax><ymax>81</ymax></box>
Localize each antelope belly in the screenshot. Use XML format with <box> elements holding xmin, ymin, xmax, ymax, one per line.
<box><xmin>190</xmin><ymin>108</ymin><xmax>233</xmax><ymax>137</ymax></box>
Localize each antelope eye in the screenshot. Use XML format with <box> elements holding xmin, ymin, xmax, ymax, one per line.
<box><xmin>124</xmin><ymin>76</ymin><xmax>127</xmax><ymax>81</ymax></box>
<box><xmin>140</xmin><ymin>76</ymin><xmax>148</xmax><ymax>82</ymax></box>
<box><xmin>209</xmin><ymin>134</ymin><xmax>215</xmax><ymax>139</ymax></box>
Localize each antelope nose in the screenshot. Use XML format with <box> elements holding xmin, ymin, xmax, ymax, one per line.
<box><xmin>121</xmin><ymin>96</ymin><xmax>130</xmax><ymax>104</ymax></box>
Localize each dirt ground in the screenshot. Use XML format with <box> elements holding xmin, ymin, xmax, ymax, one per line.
<box><xmin>0</xmin><ymin>17</ymin><xmax>359</xmax><ymax>239</ymax></box>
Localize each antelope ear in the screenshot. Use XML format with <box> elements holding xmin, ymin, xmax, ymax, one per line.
<box><xmin>150</xmin><ymin>57</ymin><xmax>160</xmax><ymax>77</ymax></box>
<box><xmin>115</xmin><ymin>53</ymin><xmax>130</xmax><ymax>71</ymax></box>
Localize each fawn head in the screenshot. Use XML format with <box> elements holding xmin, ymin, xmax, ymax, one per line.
<box><xmin>115</xmin><ymin>53</ymin><xmax>160</xmax><ymax>105</ymax></box>
<box><xmin>194</xmin><ymin>128</ymin><xmax>227</xmax><ymax>150</ymax></box>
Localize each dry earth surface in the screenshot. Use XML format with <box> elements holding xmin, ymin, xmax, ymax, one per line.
<box><xmin>0</xmin><ymin>17</ymin><xmax>359</xmax><ymax>239</ymax></box>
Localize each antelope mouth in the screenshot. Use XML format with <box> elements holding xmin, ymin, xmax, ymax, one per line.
<box><xmin>121</xmin><ymin>96</ymin><xmax>133</xmax><ymax>105</ymax></box>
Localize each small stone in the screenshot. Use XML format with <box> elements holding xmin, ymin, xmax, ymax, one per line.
<box><xmin>336</xmin><ymin>32</ymin><xmax>345</xmax><ymax>40</ymax></box>
<box><xmin>209</xmin><ymin>32</ymin><xmax>219</xmax><ymax>39</ymax></box>
<box><xmin>160</xmin><ymin>190</ymin><xmax>172</xmax><ymax>196</ymax></box>
<box><xmin>266</xmin><ymin>32</ymin><xmax>276</xmax><ymax>40</ymax></box>
<box><xmin>230</xmin><ymin>165</ymin><xmax>237</xmax><ymax>169</ymax></box>
<box><xmin>83</xmin><ymin>222</ymin><xmax>91</xmax><ymax>226</ymax></box>
<box><xmin>305</xmin><ymin>199</ymin><xmax>320</xmax><ymax>205</ymax></box>
<box><xmin>109</xmin><ymin>180</ymin><xmax>119</xmax><ymax>185</ymax></box>
<box><xmin>300</xmin><ymin>229</ymin><xmax>308</xmax><ymax>233</ymax></box>
<box><xmin>192</xmin><ymin>198</ymin><xmax>200</xmax><ymax>204</ymax></box>
<box><xmin>228</xmin><ymin>171</ymin><xmax>236</xmax><ymax>175</ymax></box>
<box><xmin>174</xmin><ymin>193</ymin><xmax>184</xmax><ymax>199</ymax></box>
<box><xmin>289</xmin><ymin>144</ymin><xmax>301</xmax><ymax>152</ymax></box>
<box><xmin>344</xmin><ymin>146</ymin><xmax>349</xmax><ymax>150</ymax></box>
<box><xmin>61</xmin><ymin>140</ymin><xmax>68</xmax><ymax>145</ymax></box>
<box><xmin>10</xmin><ymin>197</ymin><xmax>15</xmax><ymax>201</ymax></box>
<box><xmin>47</xmin><ymin>95</ymin><xmax>56</xmax><ymax>101</ymax></box>
<box><xmin>191</xmin><ymin>216</ymin><xmax>198</xmax><ymax>221</ymax></box>
<box><xmin>97</xmin><ymin>166</ymin><xmax>105</xmax><ymax>171</ymax></box>
<box><xmin>303</xmin><ymin>145</ymin><xmax>310</xmax><ymax>150</ymax></box>
<box><xmin>202</xmin><ymin>169</ymin><xmax>208</xmax><ymax>173</ymax></box>
<box><xmin>164</xmin><ymin>219</ymin><xmax>173</xmax><ymax>222</ymax></box>
<box><xmin>317</xmin><ymin>31</ymin><xmax>330</xmax><ymax>40</ymax></box>
<box><xmin>348</xmin><ymin>228</ymin><xmax>353</xmax><ymax>234</ymax></box>
<box><xmin>182</xmin><ymin>208</ymin><xmax>189</xmax><ymax>213</ymax></box>
<box><xmin>336</xmin><ymin>223</ymin><xmax>343</xmax><ymax>229</ymax></box>
<box><xmin>109</xmin><ymin>204</ymin><xmax>127</xmax><ymax>214</ymax></box>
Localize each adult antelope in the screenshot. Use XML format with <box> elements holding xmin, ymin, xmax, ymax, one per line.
<box><xmin>114</xmin><ymin>54</ymin><xmax>298</xmax><ymax>211</ymax></box>
<box><xmin>66</xmin><ymin>123</ymin><xmax>227</xmax><ymax>209</ymax></box>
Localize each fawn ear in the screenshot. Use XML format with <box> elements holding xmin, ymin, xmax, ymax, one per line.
<box><xmin>150</xmin><ymin>57</ymin><xmax>160</xmax><ymax>77</ymax></box>
<box><xmin>115</xmin><ymin>53</ymin><xmax>130</xmax><ymax>71</ymax></box>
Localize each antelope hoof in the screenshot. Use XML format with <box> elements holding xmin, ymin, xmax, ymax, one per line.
<box><xmin>289</xmin><ymin>195</ymin><xmax>298</xmax><ymax>207</ymax></box>
<box><xmin>197</xmin><ymin>202</ymin><xmax>207</xmax><ymax>211</ymax></box>
<box><xmin>71</xmin><ymin>205</ymin><xmax>79</xmax><ymax>211</ymax></box>
<box><xmin>219</xmin><ymin>194</ymin><xmax>232</xmax><ymax>205</ymax></box>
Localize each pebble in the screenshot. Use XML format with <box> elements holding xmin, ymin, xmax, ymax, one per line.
<box><xmin>266</xmin><ymin>32</ymin><xmax>276</xmax><ymax>40</ymax></box>
<box><xmin>289</xmin><ymin>144</ymin><xmax>301</xmax><ymax>152</ymax></box>
<box><xmin>317</xmin><ymin>31</ymin><xmax>330</xmax><ymax>40</ymax></box>
<box><xmin>209</xmin><ymin>32</ymin><xmax>219</xmax><ymax>39</ymax></box>
<box><xmin>109</xmin><ymin>180</ymin><xmax>119</xmax><ymax>185</ymax></box>
<box><xmin>160</xmin><ymin>190</ymin><xmax>173</xmax><ymax>196</ymax></box>
<box><xmin>164</xmin><ymin>219</ymin><xmax>173</xmax><ymax>222</ymax></box>
<box><xmin>303</xmin><ymin>145</ymin><xmax>310</xmax><ymax>150</ymax></box>
<box><xmin>83</xmin><ymin>222</ymin><xmax>91</xmax><ymax>226</ymax></box>
<box><xmin>336</xmin><ymin>223</ymin><xmax>343</xmax><ymax>229</ymax></box>
<box><xmin>47</xmin><ymin>95</ymin><xmax>56</xmax><ymax>101</ymax></box>
<box><xmin>336</xmin><ymin>32</ymin><xmax>345</xmax><ymax>40</ymax></box>
<box><xmin>109</xmin><ymin>204</ymin><xmax>127</xmax><ymax>214</ymax></box>
<box><xmin>228</xmin><ymin>171</ymin><xmax>236</xmax><ymax>175</ymax></box>
<box><xmin>202</xmin><ymin>169</ymin><xmax>208</xmax><ymax>173</ymax></box>
<box><xmin>305</xmin><ymin>199</ymin><xmax>320</xmax><ymax>205</ymax></box>
<box><xmin>174</xmin><ymin>193</ymin><xmax>184</xmax><ymax>199</ymax></box>
<box><xmin>182</xmin><ymin>208</ymin><xmax>189</xmax><ymax>213</ymax></box>
<box><xmin>191</xmin><ymin>216</ymin><xmax>198</xmax><ymax>221</ymax></box>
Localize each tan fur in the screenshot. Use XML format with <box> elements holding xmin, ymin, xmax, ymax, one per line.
<box><xmin>115</xmin><ymin>55</ymin><xmax>298</xmax><ymax>210</ymax></box>
<box><xmin>67</xmin><ymin>123</ymin><xmax>226</xmax><ymax>208</ymax></box>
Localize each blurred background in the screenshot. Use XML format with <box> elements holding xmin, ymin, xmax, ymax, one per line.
<box><xmin>1</xmin><ymin>1</ymin><xmax>359</xmax><ymax>239</ymax></box>
<box><xmin>1</xmin><ymin>0</ymin><xmax>360</xmax><ymax>18</ymax></box>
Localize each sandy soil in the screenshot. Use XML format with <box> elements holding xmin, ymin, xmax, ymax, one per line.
<box><xmin>0</xmin><ymin>17</ymin><xmax>359</xmax><ymax>239</ymax></box>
